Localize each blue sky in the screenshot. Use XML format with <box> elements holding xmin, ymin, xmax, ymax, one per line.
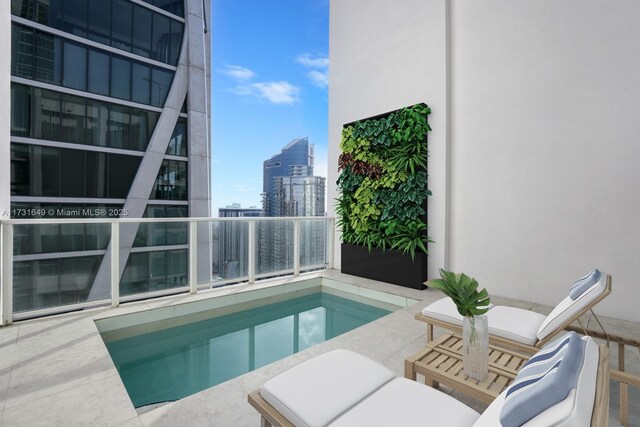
<box><xmin>210</xmin><ymin>0</ymin><xmax>329</xmax><ymax>215</ymax></box>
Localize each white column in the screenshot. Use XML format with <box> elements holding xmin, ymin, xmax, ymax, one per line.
<box><xmin>327</xmin><ymin>218</ymin><xmax>335</xmax><ymax>270</ymax></box>
<box><xmin>1</xmin><ymin>223</ymin><xmax>13</xmax><ymax>325</ymax></box>
<box><xmin>110</xmin><ymin>222</ymin><xmax>120</xmax><ymax>308</ymax></box>
<box><xmin>248</xmin><ymin>221</ymin><xmax>256</xmax><ymax>284</ymax></box>
<box><xmin>293</xmin><ymin>219</ymin><xmax>301</xmax><ymax>276</ymax></box>
<box><xmin>189</xmin><ymin>220</ymin><xmax>198</xmax><ymax>293</ymax></box>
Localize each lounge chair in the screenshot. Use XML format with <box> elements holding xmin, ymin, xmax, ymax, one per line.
<box><xmin>415</xmin><ymin>270</ymin><xmax>611</xmax><ymax>353</ymax></box>
<box><xmin>247</xmin><ymin>332</ymin><xmax>609</xmax><ymax>427</ymax></box>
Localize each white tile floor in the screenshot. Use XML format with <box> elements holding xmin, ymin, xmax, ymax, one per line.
<box><xmin>0</xmin><ymin>270</ymin><xmax>637</xmax><ymax>426</ymax></box>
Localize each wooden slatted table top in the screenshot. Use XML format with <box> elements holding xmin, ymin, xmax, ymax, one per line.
<box><xmin>404</xmin><ymin>332</ymin><xmax>529</xmax><ymax>404</ymax></box>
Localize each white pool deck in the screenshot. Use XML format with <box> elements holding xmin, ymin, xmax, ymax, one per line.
<box><xmin>0</xmin><ymin>270</ymin><xmax>637</xmax><ymax>426</ymax></box>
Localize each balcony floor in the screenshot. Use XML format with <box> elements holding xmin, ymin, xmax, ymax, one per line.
<box><xmin>0</xmin><ymin>270</ymin><xmax>637</xmax><ymax>426</ymax></box>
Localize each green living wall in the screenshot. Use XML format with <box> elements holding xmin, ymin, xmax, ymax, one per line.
<box><xmin>336</xmin><ymin>103</ymin><xmax>431</xmax><ymax>259</ymax></box>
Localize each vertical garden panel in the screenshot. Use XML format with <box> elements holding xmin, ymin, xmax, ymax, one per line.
<box><xmin>337</xmin><ymin>104</ymin><xmax>431</xmax><ymax>289</ymax></box>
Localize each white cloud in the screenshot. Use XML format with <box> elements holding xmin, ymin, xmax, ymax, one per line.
<box><xmin>234</xmin><ymin>81</ymin><xmax>301</xmax><ymax>105</ymax></box>
<box><xmin>296</xmin><ymin>54</ymin><xmax>329</xmax><ymax>88</ymax></box>
<box><xmin>308</xmin><ymin>70</ymin><xmax>328</xmax><ymax>88</ymax></box>
<box><xmin>296</xmin><ymin>53</ymin><xmax>329</xmax><ymax>69</ymax></box>
<box><xmin>232</xmin><ymin>184</ymin><xmax>255</xmax><ymax>193</ymax></box>
<box><xmin>222</xmin><ymin>65</ymin><xmax>256</xmax><ymax>81</ymax></box>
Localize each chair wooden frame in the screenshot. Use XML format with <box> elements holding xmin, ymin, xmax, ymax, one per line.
<box><xmin>247</xmin><ymin>345</ymin><xmax>610</xmax><ymax>427</ymax></box>
<box><xmin>248</xmin><ymin>390</ymin><xmax>295</xmax><ymax>427</ymax></box>
<box><xmin>415</xmin><ymin>274</ymin><xmax>612</xmax><ymax>355</ymax></box>
<box><xmin>571</xmin><ymin>327</ymin><xmax>640</xmax><ymax>427</ymax></box>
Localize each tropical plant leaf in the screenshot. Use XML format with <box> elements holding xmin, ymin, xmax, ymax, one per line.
<box><xmin>428</xmin><ymin>269</ymin><xmax>491</xmax><ymax>317</ymax></box>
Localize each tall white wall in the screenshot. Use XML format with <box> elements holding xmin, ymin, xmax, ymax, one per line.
<box><xmin>329</xmin><ymin>0</ymin><xmax>450</xmax><ymax>279</ymax></box>
<box><xmin>449</xmin><ymin>0</ymin><xmax>640</xmax><ymax>321</ymax></box>
<box><xmin>330</xmin><ymin>0</ymin><xmax>640</xmax><ymax>322</ymax></box>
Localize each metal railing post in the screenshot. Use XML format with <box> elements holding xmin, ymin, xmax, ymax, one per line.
<box><xmin>189</xmin><ymin>220</ymin><xmax>198</xmax><ymax>294</ymax></box>
<box><xmin>293</xmin><ymin>219</ymin><xmax>301</xmax><ymax>276</ymax></box>
<box><xmin>248</xmin><ymin>221</ymin><xmax>256</xmax><ymax>284</ymax></box>
<box><xmin>110</xmin><ymin>221</ymin><xmax>120</xmax><ymax>308</ymax></box>
<box><xmin>327</xmin><ymin>218</ymin><xmax>335</xmax><ymax>270</ymax></box>
<box><xmin>1</xmin><ymin>223</ymin><xmax>14</xmax><ymax>325</ymax></box>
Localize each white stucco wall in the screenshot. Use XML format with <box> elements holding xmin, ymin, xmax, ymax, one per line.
<box><xmin>0</xmin><ymin>2</ymin><xmax>10</xmax><ymax>216</ymax></box>
<box><xmin>330</xmin><ymin>0</ymin><xmax>640</xmax><ymax>322</ymax></box>
<box><xmin>448</xmin><ymin>0</ymin><xmax>640</xmax><ymax>321</ymax></box>
<box><xmin>329</xmin><ymin>0</ymin><xmax>450</xmax><ymax>280</ymax></box>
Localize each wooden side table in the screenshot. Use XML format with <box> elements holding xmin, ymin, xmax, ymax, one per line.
<box><xmin>404</xmin><ymin>332</ymin><xmax>529</xmax><ymax>404</ymax></box>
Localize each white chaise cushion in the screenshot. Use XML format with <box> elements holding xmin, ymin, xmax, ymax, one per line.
<box><xmin>487</xmin><ymin>306</ymin><xmax>546</xmax><ymax>346</ymax></box>
<box><xmin>537</xmin><ymin>273</ymin><xmax>608</xmax><ymax>341</ymax></box>
<box><xmin>261</xmin><ymin>349</ymin><xmax>394</xmax><ymax>427</ymax></box>
<box><xmin>329</xmin><ymin>378</ymin><xmax>480</xmax><ymax>427</ymax></box>
<box><xmin>421</xmin><ymin>297</ymin><xmax>464</xmax><ymax>325</ymax></box>
<box><xmin>422</xmin><ymin>298</ymin><xmax>543</xmax><ymax>346</ymax></box>
<box><xmin>473</xmin><ymin>336</ymin><xmax>599</xmax><ymax>427</ymax></box>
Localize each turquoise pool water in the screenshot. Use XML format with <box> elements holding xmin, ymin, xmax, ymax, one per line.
<box><xmin>104</xmin><ymin>292</ymin><xmax>391</xmax><ymax>407</ymax></box>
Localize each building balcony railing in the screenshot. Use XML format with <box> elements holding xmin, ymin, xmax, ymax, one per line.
<box><xmin>0</xmin><ymin>216</ymin><xmax>335</xmax><ymax>325</ymax></box>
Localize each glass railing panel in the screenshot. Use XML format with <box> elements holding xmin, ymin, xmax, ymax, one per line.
<box><xmin>7</xmin><ymin>217</ymin><xmax>332</xmax><ymax>318</ymax></box>
<box><xmin>14</xmin><ymin>223</ymin><xmax>110</xmax><ymax>255</ymax></box>
<box><xmin>300</xmin><ymin>219</ymin><xmax>327</xmax><ymax>271</ymax></box>
<box><xmin>121</xmin><ymin>220</ymin><xmax>189</xmax><ymax>297</ymax></box>
<box><xmin>13</xmin><ymin>219</ymin><xmax>111</xmax><ymax>313</ymax></box>
<box><xmin>133</xmin><ymin>221</ymin><xmax>187</xmax><ymax>247</ymax></box>
<box><xmin>210</xmin><ymin>220</ymin><xmax>249</xmax><ymax>284</ymax></box>
<box><xmin>13</xmin><ymin>254</ymin><xmax>106</xmax><ymax>313</ymax></box>
<box><xmin>120</xmin><ymin>249</ymin><xmax>189</xmax><ymax>297</ymax></box>
<box><xmin>255</xmin><ymin>219</ymin><xmax>294</xmax><ymax>277</ymax></box>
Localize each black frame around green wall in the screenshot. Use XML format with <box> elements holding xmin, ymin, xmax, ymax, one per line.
<box><xmin>338</xmin><ymin>104</ymin><xmax>430</xmax><ymax>290</ymax></box>
<box><xmin>341</xmin><ymin>243</ymin><xmax>427</xmax><ymax>289</ymax></box>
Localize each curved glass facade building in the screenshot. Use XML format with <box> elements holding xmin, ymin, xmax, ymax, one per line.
<box><xmin>5</xmin><ymin>0</ymin><xmax>211</xmax><ymax>313</ymax></box>
<box><xmin>262</xmin><ymin>137</ymin><xmax>315</xmax><ymax>217</ymax></box>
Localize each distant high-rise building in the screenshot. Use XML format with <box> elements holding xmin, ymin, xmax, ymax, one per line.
<box><xmin>214</xmin><ymin>204</ymin><xmax>262</xmax><ymax>281</ymax></box>
<box><xmin>272</xmin><ymin>176</ymin><xmax>326</xmax><ymax>217</ymax></box>
<box><xmin>262</xmin><ymin>137</ymin><xmax>314</xmax><ymax>217</ymax></box>
<box><xmin>218</xmin><ymin>203</ymin><xmax>262</xmax><ymax>218</ymax></box>
<box><xmin>260</xmin><ymin>138</ymin><xmax>326</xmax><ymax>274</ymax></box>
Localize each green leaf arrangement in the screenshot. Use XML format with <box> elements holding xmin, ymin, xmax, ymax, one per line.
<box><xmin>427</xmin><ymin>269</ymin><xmax>491</xmax><ymax>317</ymax></box>
<box><xmin>336</xmin><ymin>103</ymin><xmax>432</xmax><ymax>259</ymax></box>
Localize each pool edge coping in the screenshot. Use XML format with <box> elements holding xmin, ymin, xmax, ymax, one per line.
<box><xmin>93</xmin><ymin>271</ymin><xmax>424</xmax><ymax>333</ymax></box>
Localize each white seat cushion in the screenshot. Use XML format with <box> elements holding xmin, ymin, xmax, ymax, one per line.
<box><xmin>487</xmin><ymin>306</ymin><xmax>546</xmax><ymax>346</ymax></box>
<box><xmin>261</xmin><ymin>349</ymin><xmax>395</xmax><ymax>427</ymax></box>
<box><xmin>329</xmin><ymin>378</ymin><xmax>480</xmax><ymax>427</ymax></box>
<box><xmin>421</xmin><ymin>297</ymin><xmax>464</xmax><ymax>324</ymax></box>
<box><xmin>537</xmin><ymin>274</ymin><xmax>607</xmax><ymax>341</ymax></box>
<box><xmin>422</xmin><ymin>298</ymin><xmax>544</xmax><ymax>346</ymax></box>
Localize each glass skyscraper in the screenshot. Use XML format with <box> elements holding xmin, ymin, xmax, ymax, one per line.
<box><xmin>262</xmin><ymin>137</ymin><xmax>315</xmax><ymax>217</ymax></box>
<box><xmin>260</xmin><ymin>137</ymin><xmax>326</xmax><ymax>274</ymax></box>
<box><xmin>5</xmin><ymin>0</ymin><xmax>211</xmax><ymax>313</ymax></box>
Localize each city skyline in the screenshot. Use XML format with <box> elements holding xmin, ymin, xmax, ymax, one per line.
<box><xmin>258</xmin><ymin>137</ymin><xmax>326</xmax><ymax>274</ymax></box>
<box><xmin>211</xmin><ymin>0</ymin><xmax>329</xmax><ymax>214</ymax></box>
<box><xmin>214</xmin><ymin>135</ymin><xmax>327</xmax><ymax>282</ymax></box>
